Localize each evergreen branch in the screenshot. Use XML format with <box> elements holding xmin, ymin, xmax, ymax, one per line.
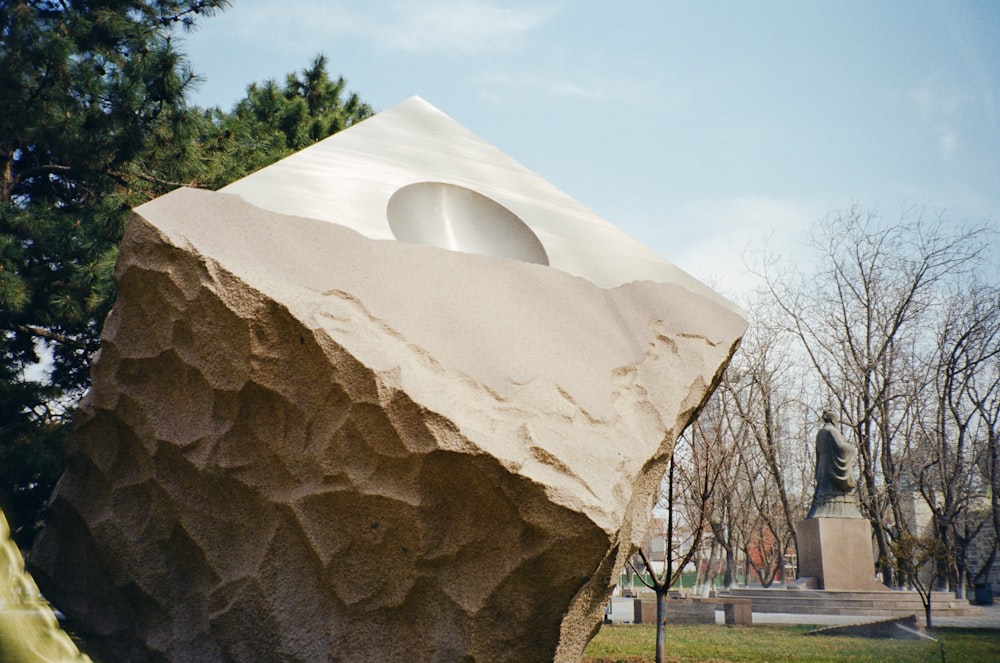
<box><xmin>158</xmin><ymin>1</ymin><xmax>229</xmax><ymax>28</ymax></box>
<box><xmin>17</xmin><ymin>164</ymin><xmax>75</xmax><ymax>180</ymax></box>
<box><xmin>7</xmin><ymin>323</ymin><xmax>89</xmax><ymax>350</ymax></box>
<box><xmin>114</xmin><ymin>170</ymin><xmax>199</xmax><ymax>189</ymax></box>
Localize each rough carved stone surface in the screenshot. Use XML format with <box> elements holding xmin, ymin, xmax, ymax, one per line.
<box><xmin>31</xmin><ymin>109</ymin><xmax>746</xmax><ymax>661</ymax></box>
<box><xmin>32</xmin><ymin>188</ymin><xmax>745</xmax><ymax>661</ymax></box>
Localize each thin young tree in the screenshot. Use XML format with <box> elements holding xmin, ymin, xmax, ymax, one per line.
<box><xmin>632</xmin><ymin>392</ymin><xmax>739</xmax><ymax>663</ymax></box>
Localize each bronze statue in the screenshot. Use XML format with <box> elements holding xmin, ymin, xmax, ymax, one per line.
<box><xmin>807</xmin><ymin>410</ymin><xmax>862</xmax><ymax>518</ymax></box>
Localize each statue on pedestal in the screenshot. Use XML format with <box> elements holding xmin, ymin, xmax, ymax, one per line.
<box><xmin>807</xmin><ymin>410</ymin><xmax>862</xmax><ymax>519</ymax></box>
<box><xmin>793</xmin><ymin>409</ymin><xmax>885</xmax><ymax>591</ymax></box>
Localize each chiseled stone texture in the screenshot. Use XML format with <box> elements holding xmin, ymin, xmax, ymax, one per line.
<box><xmin>31</xmin><ymin>188</ymin><xmax>746</xmax><ymax>662</ymax></box>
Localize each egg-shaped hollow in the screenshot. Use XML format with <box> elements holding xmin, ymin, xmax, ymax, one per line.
<box><xmin>386</xmin><ymin>182</ymin><xmax>549</xmax><ymax>266</ymax></box>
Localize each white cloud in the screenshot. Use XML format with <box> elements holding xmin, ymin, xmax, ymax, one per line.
<box><xmin>473</xmin><ymin>67</ymin><xmax>684</xmax><ymax>108</ymax></box>
<box><xmin>912</xmin><ymin>83</ymin><xmax>933</xmax><ymax>123</ymax></box>
<box><xmin>939</xmin><ymin>126</ymin><xmax>959</xmax><ymax>160</ymax></box>
<box><xmin>475</xmin><ymin>70</ymin><xmax>619</xmax><ymax>102</ymax></box>
<box><xmin>371</xmin><ymin>1</ymin><xmax>560</xmax><ymax>54</ymax></box>
<box><xmin>202</xmin><ymin>0</ymin><xmax>559</xmax><ymax>56</ymax></box>
<box><xmin>663</xmin><ymin>196</ymin><xmax>823</xmax><ymax>298</ymax></box>
<box><xmin>910</xmin><ymin>77</ymin><xmax>972</xmax><ymax>119</ymax></box>
<box><xmin>909</xmin><ymin>77</ymin><xmax>975</xmax><ymax>162</ymax></box>
<box><xmin>983</xmin><ymin>89</ymin><xmax>997</xmax><ymax>130</ymax></box>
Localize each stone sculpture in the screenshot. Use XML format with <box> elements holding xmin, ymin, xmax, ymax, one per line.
<box><xmin>30</xmin><ymin>98</ymin><xmax>746</xmax><ymax>662</ymax></box>
<box><xmin>795</xmin><ymin>409</ymin><xmax>886</xmax><ymax>591</ymax></box>
<box><xmin>807</xmin><ymin>410</ymin><xmax>862</xmax><ymax>519</ymax></box>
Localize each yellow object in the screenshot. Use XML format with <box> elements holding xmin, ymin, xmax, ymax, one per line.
<box><xmin>1</xmin><ymin>512</ymin><xmax>92</xmax><ymax>662</ymax></box>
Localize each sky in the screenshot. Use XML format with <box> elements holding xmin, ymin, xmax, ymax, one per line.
<box><xmin>179</xmin><ymin>0</ymin><xmax>1000</xmax><ymax>297</ymax></box>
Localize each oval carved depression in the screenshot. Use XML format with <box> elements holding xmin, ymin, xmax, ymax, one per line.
<box><xmin>386</xmin><ymin>182</ymin><xmax>549</xmax><ymax>266</ymax></box>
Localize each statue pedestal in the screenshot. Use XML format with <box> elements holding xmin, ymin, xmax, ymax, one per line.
<box><xmin>794</xmin><ymin>518</ymin><xmax>888</xmax><ymax>591</ymax></box>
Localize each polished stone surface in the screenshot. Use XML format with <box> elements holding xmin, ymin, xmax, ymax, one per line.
<box><xmin>221</xmin><ymin>96</ymin><xmax>738</xmax><ymax>314</ymax></box>
<box><xmin>386</xmin><ymin>181</ymin><xmax>550</xmax><ymax>266</ymax></box>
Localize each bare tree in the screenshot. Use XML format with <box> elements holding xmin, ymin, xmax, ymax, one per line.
<box><xmin>756</xmin><ymin>206</ymin><xmax>991</xmax><ymax>586</ymax></box>
<box><xmin>723</xmin><ymin>298</ymin><xmax>812</xmax><ymax>582</ymax></box>
<box><xmin>633</xmin><ymin>391</ymin><xmax>740</xmax><ymax>663</ymax></box>
<box><xmin>914</xmin><ymin>281</ymin><xmax>1000</xmax><ymax>597</ymax></box>
<box><xmin>892</xmin><ymin>529</ymin><xmax>949</xmax><ymax>626</ymax></box>
<box><xmin>964</xmin><ymin>286</ymin><xmax>1000</xmax><ymax>586</ymax></box>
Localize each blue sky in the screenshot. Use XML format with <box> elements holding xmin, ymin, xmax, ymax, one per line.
<box><xmin>180</xmin><ymin>1</ymin><xmax>1000</xmax><ymax>295</ymax></box>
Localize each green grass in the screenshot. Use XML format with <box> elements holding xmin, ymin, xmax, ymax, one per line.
<box><xmin>583</xmin><ymin>623</ymin><xmax>1000</xmax><ymax>662</ymax></box>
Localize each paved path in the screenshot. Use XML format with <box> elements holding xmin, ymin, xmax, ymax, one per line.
<box><xmin>749</xmin><ymin>603</ymin><xmax>1000</xmax><ymax>629</ymax></box>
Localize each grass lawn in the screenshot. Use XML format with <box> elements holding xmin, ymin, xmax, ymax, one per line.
<box><xmin>582</xmin><ymin>623</ymin><xmax>1000</xmax><ymax>662</ymax></box>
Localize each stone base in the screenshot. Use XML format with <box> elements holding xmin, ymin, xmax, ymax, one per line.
<box><xmin>635</xmin><ymin>597</ymin><xmax>752</xmax><ymax>626</ymax></box>
<box><xmin>723</xmin><ymin>588</ymin><xmax>983</xmax><ymax>619</ymax></box>
<box><xmin>795</xmin><ymin>518</ymin><xmax>888</xmax><ymax>591</ymax></box>
<box><xmin>788</xmin><ymin>576</ymin><xmax>820</xmax><ymax>590</ymax></box>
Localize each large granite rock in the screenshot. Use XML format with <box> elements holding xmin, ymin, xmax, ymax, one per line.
<box><xmin>31</xmin><ymin>100</ymin><xmax>746</xmax><ymax>662</ymax></box>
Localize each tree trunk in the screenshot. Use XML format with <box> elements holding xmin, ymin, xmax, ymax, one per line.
<box><xmin>872</xmin><ymin>521</ymin><xmax>895</xmax><ymax>588</ymax></box>
<box><xmin>724</xmin><ymin>545</ymin><xmax>736</xmax><ymax>588</ymax></box>
<box><xmin>655</xmin><ymin>587</ymin><xmax>667</xmax><ymax>663</ymax></box>
<box><xmin>776</xmin><ymin>534</ymin><xmax>788</xmax><ymax>586</ymax></box>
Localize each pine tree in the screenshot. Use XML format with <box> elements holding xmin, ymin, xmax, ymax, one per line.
<box><xmin>0</xmin><ymin>1</ymin><xmax>371</xmax><ymax>546</ymax></box>
<box><xmin>191</xmin><ymin>55</ymin><xmax>373</xmax><ymax>189</ymax></box>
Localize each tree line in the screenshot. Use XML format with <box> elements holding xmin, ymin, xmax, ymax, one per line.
<box><xmin>644</xmin><ymin>207</ymin><xmax>998</xmax><ymax>602</ymax></box>
<box><xmin>1</xmin><ymin>0</ymin><xmax>373</xmax><ymax>547</ymax></box>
